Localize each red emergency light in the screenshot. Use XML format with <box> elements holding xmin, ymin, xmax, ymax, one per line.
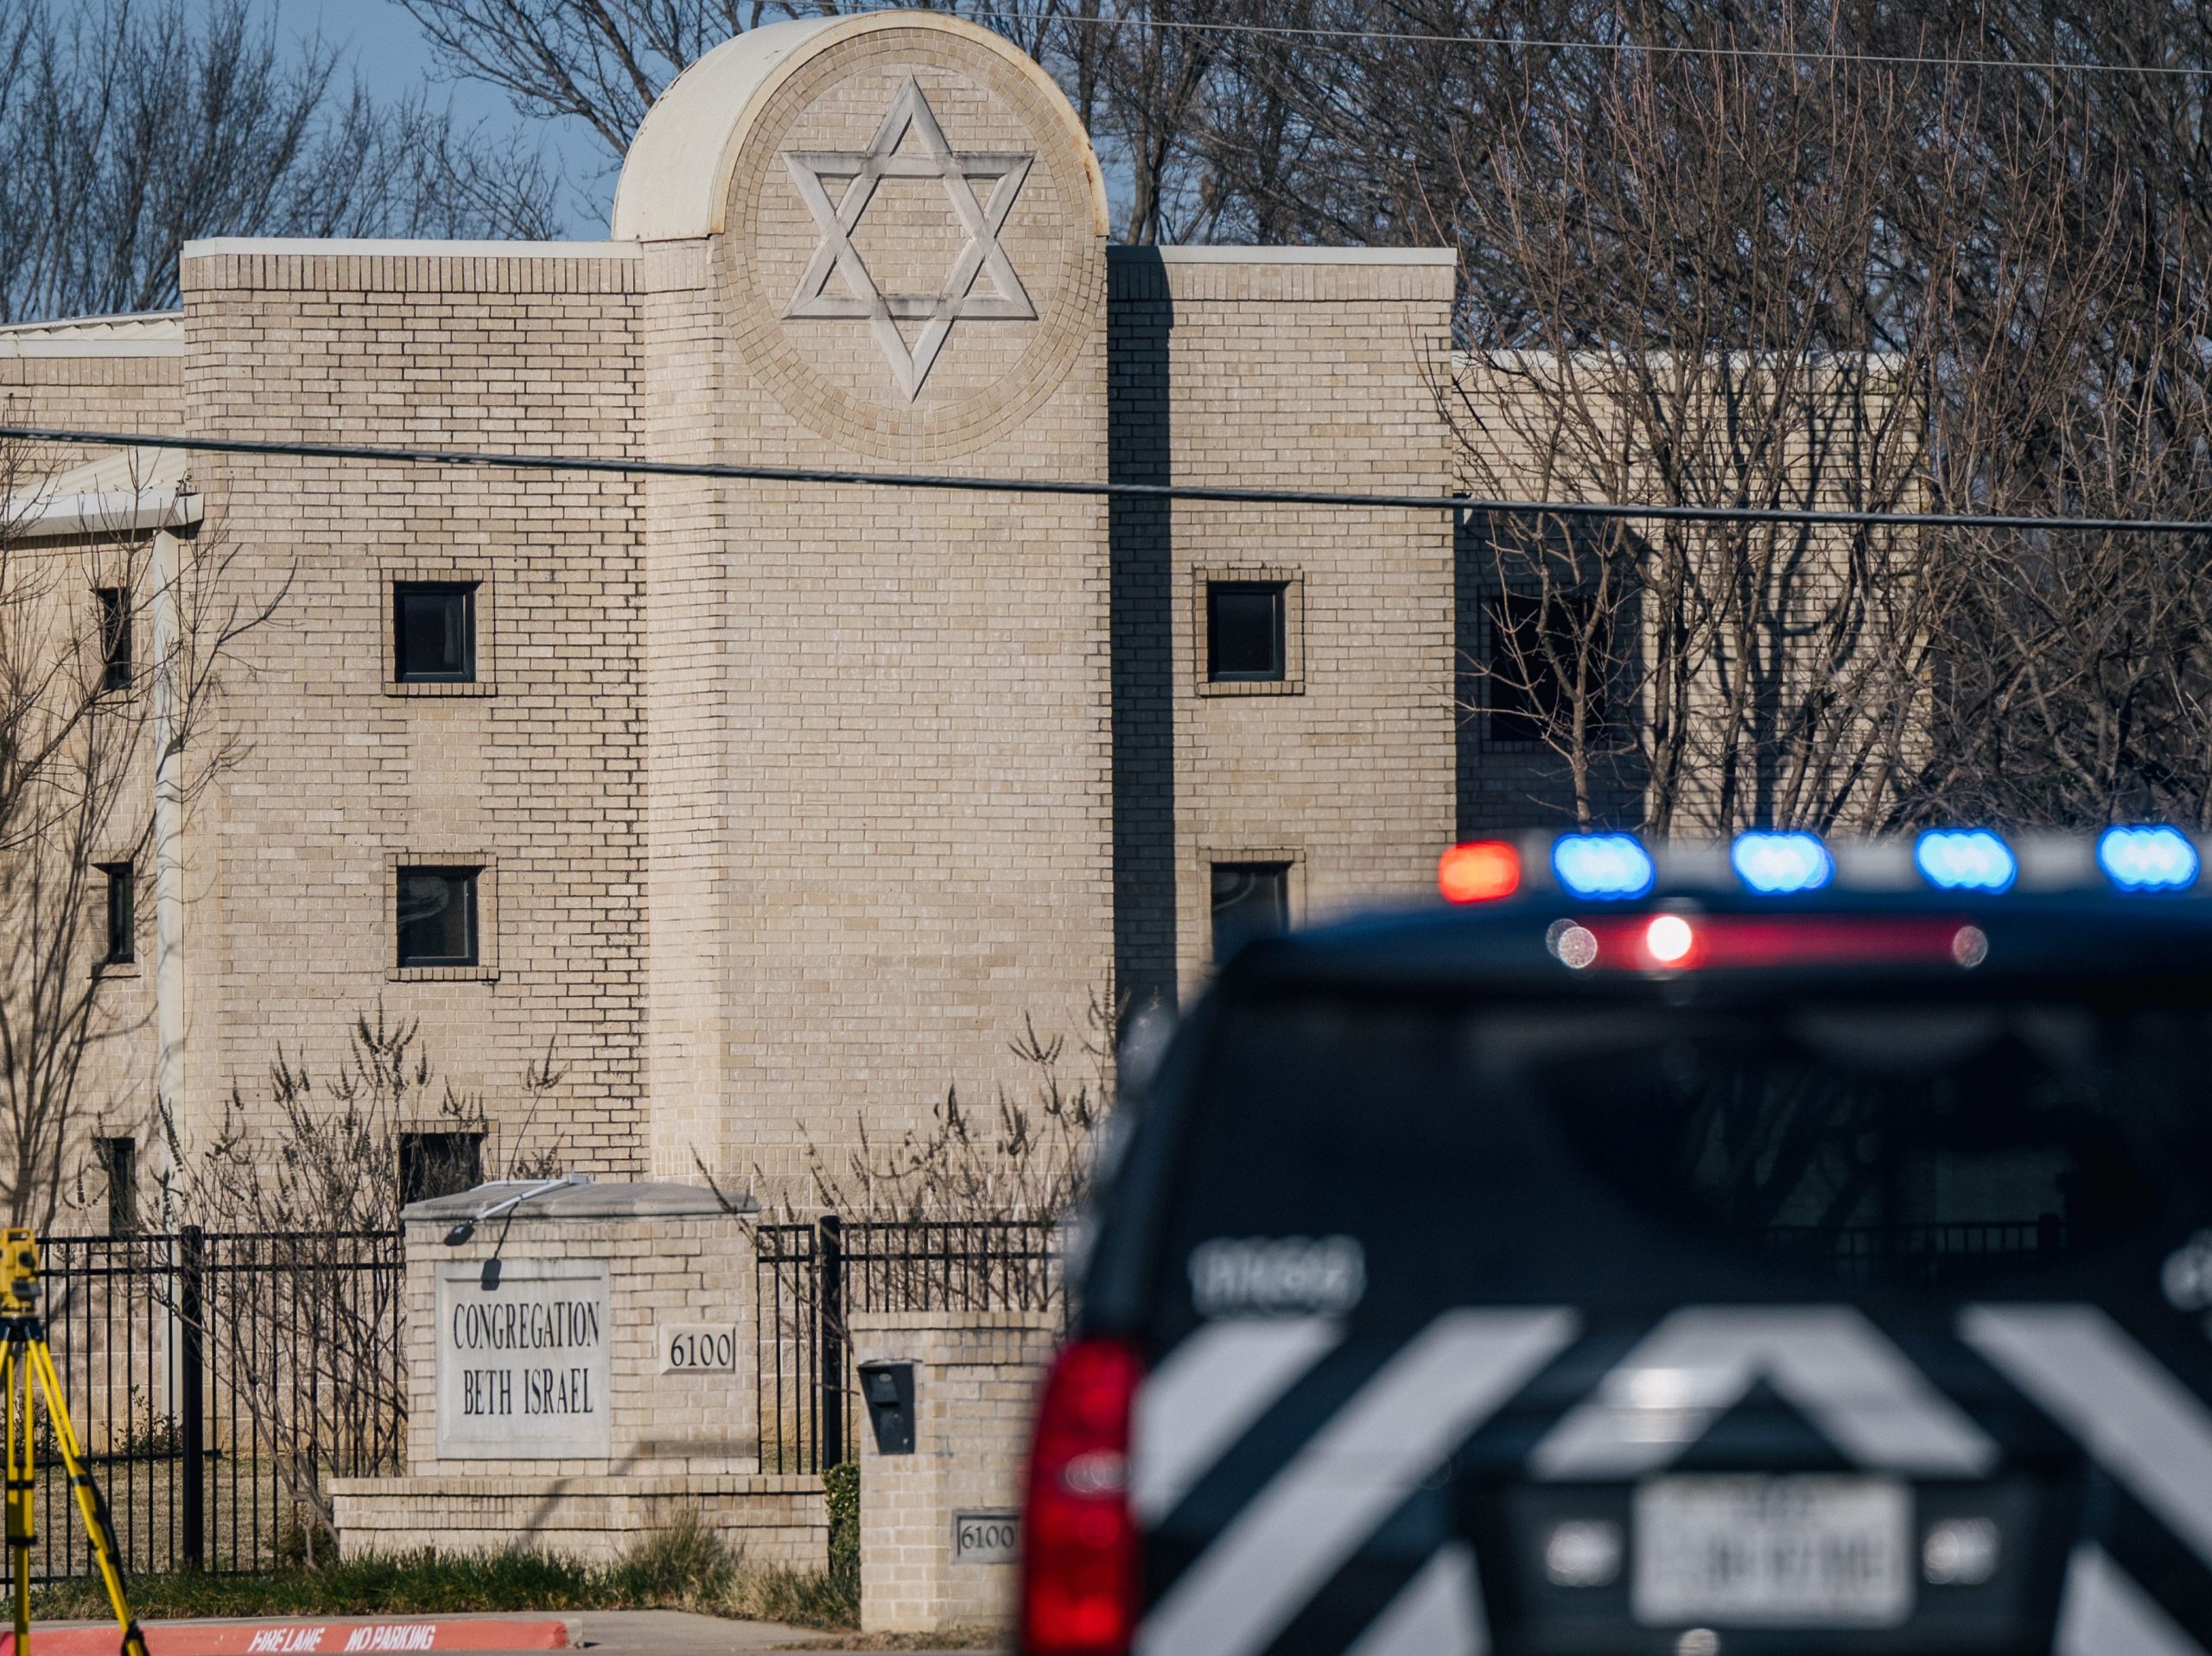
<box><xmin>1439</xmin><ymin>841</ymin><xmax>1522</xmax><ymax>904</ymax></box>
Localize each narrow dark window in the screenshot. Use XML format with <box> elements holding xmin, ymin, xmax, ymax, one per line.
<box><xmin>399</xmin><ymin>1131</ymin><xmax>484</xmax><ymax>1205</ymax></box>
<box><xmin>96</xmin><ymin>862</ymin><xmax>135</xmax><ymax>966</ymax></box>
<box><xmin>96</xmin><ymin>1137</ymin><xmax>138</xmax><ymax>1234</ymax></box>
<box><xmin>1206</xmin><ymin>581</ymin><xmax>1287</xmax><ymax>682</ymax></box>
<box><xmin>392</xmin><ymin>583</ymin><xmax>478</xmax><ymax>683</ymax></box>
<box><xmin>396</xmin><ymin>866</ymin><xmax>479</xmax><ymax>968</ymax></box>
<box><xmin>95</xmin><ymin>587</ymin><xmax>131</xmax><ymax>690</ymax></box>
<box><xmin>1487</xmin><ymin>593</ymin><xmax>1600</xmax><ymax>744</ymax></box>
<box><xmin>1211</xmin><ymin>861</ymin><xmax>1292</xmax><ymax>962</ymax></box>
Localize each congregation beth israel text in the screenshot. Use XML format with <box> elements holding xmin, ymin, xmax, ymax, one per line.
<box><xmin>451</xmin><ymin>1292</ymin><xmax>605</xmax><ymax>1420</ymax></box>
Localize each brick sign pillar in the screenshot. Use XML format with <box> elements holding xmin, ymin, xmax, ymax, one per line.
<box><xmin>332</xmin><ymin>1181</ymin><xmax>825</xmax><ymax>1564</ymax></box>
<box><xmin>849</xmin><ymin>1310</ymin><xmax>1059</xmax><ymax>1635</ymax></box>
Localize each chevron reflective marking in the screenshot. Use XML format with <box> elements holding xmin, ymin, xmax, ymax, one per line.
<box><xmin>1532</xmin><ymin>1306</ymin><xmax>1996</xmax><ymax>1479</ymax></box>
<box><xmin>1132</xmin><ymin>1317</ymin><xmax>1343</xmax><ymax>1523</ymax></box>
<box><xmin>1342</xmin><ymin>1542</ymin><xmax>1486</xmax><ymax>1656</ymax></box>
<box><xmin>1135</xmin><ymin>1308</ymin><xmax>1575</xmax><ymax>1656</ymax></box>
<box><xmin>1961</xmin><ymin>1304</ymin><xmax>2212</xmax><ymax>1564</ymax></box>
<box><xmin>2055</xmin><ymin>1544</ymin><xmax>2204</xmax><ymax>1656</ymax></box>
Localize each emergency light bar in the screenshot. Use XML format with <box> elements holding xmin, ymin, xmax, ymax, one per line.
<box><xmin>1438</xmin><ymin>826</ymin><xmax>2209</xmax><ymax>904</ymax></box>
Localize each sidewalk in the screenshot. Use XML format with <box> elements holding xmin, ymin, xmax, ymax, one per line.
<box><xmin>571</xmin><ymin>1612</ymin><xmax>832</xmax><ymax>1653</ymax></box>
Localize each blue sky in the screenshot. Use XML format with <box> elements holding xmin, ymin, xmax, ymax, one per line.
<box><xmin>255</xmin><ymin>0</ymin><xmax>613</xmax><ymax>234</ymax></box>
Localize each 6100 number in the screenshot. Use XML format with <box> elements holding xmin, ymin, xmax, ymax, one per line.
<box><xmin>660</xmin><ymin>1325</ymin><xmax>737</xmax><ymax>1373</ymax></box>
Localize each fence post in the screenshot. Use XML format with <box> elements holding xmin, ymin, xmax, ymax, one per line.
<box><xmin>817</xmin><ymin>1215</ymin><xmax>844</xmax><ymax>1469</ymax></box>
<box><xmin>178</xmin><ymin>1226</ymin><xmax>205</xmax><ymax>1570</ymax></box>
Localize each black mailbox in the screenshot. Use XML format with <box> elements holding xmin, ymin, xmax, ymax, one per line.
<box><xmin>859</xmin><ymin>1361</ymin><xmax>916</xmax><ymax>1454</ymax></box>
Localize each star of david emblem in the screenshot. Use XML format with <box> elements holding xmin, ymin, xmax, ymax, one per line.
<box><xmin>781</xmin><ymin>76</ymin><xmax>1036</xmax><ymax>402</ymax></box>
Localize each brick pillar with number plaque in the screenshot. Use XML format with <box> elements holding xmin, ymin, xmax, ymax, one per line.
<box><xmin>849</xmin><ymin>1310</ymin><xmax>1060</xmax><ymax>1635</ymax></box>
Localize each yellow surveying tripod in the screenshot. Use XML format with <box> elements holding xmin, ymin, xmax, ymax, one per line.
<box><xmin>0</xmin><ymin>1230</ymin><xmax>148</xmax><ymax>1656</ymax></box>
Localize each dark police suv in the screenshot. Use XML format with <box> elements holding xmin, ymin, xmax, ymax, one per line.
<box><xmin>1020</xmin><ymin>828</ymin><xmax>2212</xmax><ymax>1656</ymax></box>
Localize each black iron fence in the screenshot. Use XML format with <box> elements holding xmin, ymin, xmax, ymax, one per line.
<box><xmin>754</xmin><ymin>1217</ymin><xmax>1065</xmax><ymax>1474</ymax></box>
<box><xmin>29</xmin><ymin>1217</ymin><xmax>1056</xmax><ymax>1566</ymax></box>
<box><xmin>34</xmin><ymin>1228</ymin><xmax>404</xmax><ymax>1580</ymax></box>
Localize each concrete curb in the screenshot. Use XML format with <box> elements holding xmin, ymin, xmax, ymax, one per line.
<box><xmin>0</xmin><ymin>1618</ymin><xmax>571</xmax><ymax>1656</ymax></box>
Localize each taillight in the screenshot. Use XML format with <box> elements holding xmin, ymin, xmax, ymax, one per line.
<box><xmin>1020</xmin><ymin>1337</ymin><xmax>1143</xmax><ymax>1656</ymax></box>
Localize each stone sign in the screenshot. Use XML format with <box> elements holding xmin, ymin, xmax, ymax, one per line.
<box><xmin>435</xmin><ymin>1259</ymin><xmax>613</xmax><ymax>1459</ymax></box>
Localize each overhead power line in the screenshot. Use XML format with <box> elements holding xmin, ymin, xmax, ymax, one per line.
<box><xmin>8</xmin><ymin>423</ymin><xmax>2212</xmax><ymax>535</ymax></box>
<box><xmin>982</xmin><ymin>5</ymin><xmax>2212</xmax><ymax>79</ymax></box>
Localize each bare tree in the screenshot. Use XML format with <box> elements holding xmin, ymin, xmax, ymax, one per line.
<box><xmin>0</xmin><ymin>435</ymin><xmax>276</xmax><ymax>1226</ymax></box>
<box><xmin>158</xmin><ymin>1008</ymin><xmax>563</xmax><ymax>1556</ymax></box>
<box><xmin>0</xmin><ymin>0</ymin><xmax>563</xmax><ymax>324</ymax></box>
<box><xmin>385</xmin><ymin>0</ymin><xmax>1297</xmax><ymax>243</ymax></box>
<box><xmin>1892</xmin><ymin>48</ymin><xmax>2212</xmax><ymax>828</ymax></box>
<box><xmin>1449</xmin><ymin>21</ymin><xmax>1947</xmax><ymax>834</ymax></box>
<box><xmin>1405</xmin><ymin>0</ymin><xmax>2212</xmax><ymax>835</ymax></box>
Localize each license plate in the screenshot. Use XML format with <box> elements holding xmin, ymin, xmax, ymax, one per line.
<box><xmin>1633</xmin><ymin>1475</ymin><xmax>1913</xmax><ymax>1627</ymax></box>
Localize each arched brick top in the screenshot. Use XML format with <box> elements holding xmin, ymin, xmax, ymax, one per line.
<box><xmin>718</xmin><ymin>25</ymin><xmax>1104</xmax><ymax>458</ymax></box>
<box><xmin>610</xmin><ymin>13</ymin><xmax>1108</xmax><ymax>244</ymax></box>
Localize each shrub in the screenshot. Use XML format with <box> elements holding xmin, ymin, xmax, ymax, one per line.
<box><xmin>824</xmin><ymin>1458</ymin><xmax>860</xmax><ymax>1587</ymax></box>
<box><xmin>614</xmin><ymin>1508</ymin><xmax>734</xmax><ymax>1608</ymax></box>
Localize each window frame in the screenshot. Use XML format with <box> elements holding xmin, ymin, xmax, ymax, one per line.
<box><xmin>1194</xmin><ymin>567</ymin><xmax>1306</xmax><ymax>696</ymax></box>
<box><xmin>395</xmin><ymin>864</ymin><xmax>480</xmax><ymax>970</ymax></box>
<box><xmin>391</xmin><ymin>581</ymin><xmax>479</xmax><ymax>685</ymax></box>
<box><xmin>398</xmin><ymin>1129</ymin><xmax>486</xmax><ymax>1207</ymax></box>
<box><xmin>94</xmin><ymin>861</ymin><xmax>135</xmax><ymax>968</ymax></box>
<box><xmin>95</xmin><ymin>1136</ymin><xmax>138</xmax><ymax>1235</ymax></box>
<box><xmin>1207</xmin><ymin>855</ymin><xmax>1299</xmax><ymax>967</ymax></box>
<box><xmin>388</xmin><ymin>854</ymin><xmax>499</xmax><ymax>981</ymax></box>
<box><xmin>384</xmin><ymin>567</ymin><xmax>496</xmax><ymax>697</ymax></box>
<box><xmin>94</xmin><ymin>587</ymin><xmax>132</xmax><ymax>692</ymax></box>
<box><xmin>1207</xmin><ymin>581</ymin><xmax>1287</xmax><ymax>682</ymax></box>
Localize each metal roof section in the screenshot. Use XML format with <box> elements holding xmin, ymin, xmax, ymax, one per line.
<box><xmin>4</xmin><ymin>446</ymin><xmax>200</xmax><ymax>540</ymax></box>
<box><xmin>0</xmin><ymin>311</ymin><xmax>183</xmax><ymax>358</ymax></box>
<box><xmin>399</xmin><ymin>1177</ymin><xmax>754</xmax><ymax>1223</ymax></box>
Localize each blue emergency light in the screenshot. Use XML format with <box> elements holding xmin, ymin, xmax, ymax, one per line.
<box><xmin>2097</xmin><ymin>826</ymin><xmax>2200</xmax><ymax>892</ymax></box>
<box><xmin>1551</xmin><ymin>834</ymin><xmax>1656</xmax><ymax>900</ymax></box>
<box><xmin>1915</xmin><ymin>829</ymin><xmax>2018</xmax><ymax>893</ymax></box>
<box><xmin>1731</xmin><ymin>832</ymin><xmax>1834</xmax><ymax>895</ymax></box>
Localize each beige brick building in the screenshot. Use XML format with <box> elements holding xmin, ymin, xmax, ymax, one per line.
<box><xmin>3</xmin><ymin>14</ymin><xmax>1471</xmax><ymax>1198</ymax></box>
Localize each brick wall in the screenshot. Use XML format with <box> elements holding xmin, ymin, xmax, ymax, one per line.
<box><xmin>1109</xmin><ymin>250</ymin><xmax>1459</xmax><ymax>1003</ymax></box>
<box><xmin>173</xmin><ymin>244</ymin><xmax>648</xmax><ymax>1174</ymax></box>
<box><xmin>0</xmin><ymin>323</ymin><xmax>183</xmax><ymax>475</ymax></box>
<box><xmin>679</xmin><ymin>25</ymin><xmax>1114</xmax><ymax>1192</ymax></box>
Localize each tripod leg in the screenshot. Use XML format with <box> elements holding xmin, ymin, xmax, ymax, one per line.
<box><xmin>25</xmin><ymin>1342</ymin><xmax>144</xmax><ymax>1656</ymax></box>
<box><xmin>3</xmin><ymin>1340</ymin><xmax>22</xmax><ymax>1656</ymax></box>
